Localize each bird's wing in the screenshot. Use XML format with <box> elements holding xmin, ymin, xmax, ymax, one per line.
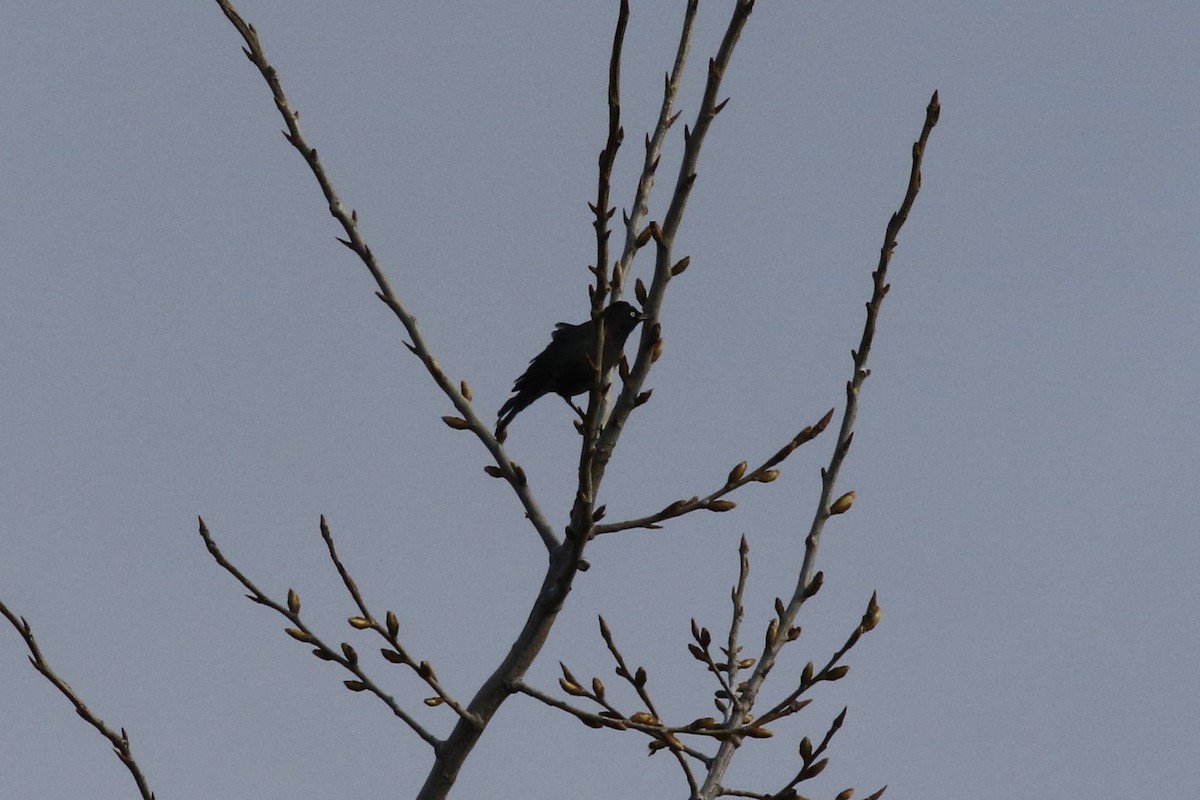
<box><xmin>510</xmin><ymin>343</ymin><xmax>554</xmax><ymax>388</ymax></box>
<box><xmin>550</xmin><ymin>320</ymin><xmax>588</xmax><ymax>342</ymax></box>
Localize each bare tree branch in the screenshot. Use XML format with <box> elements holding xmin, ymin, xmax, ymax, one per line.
<box><xmin>598</xmin><ymin>616</ymin><xmax>699</xmax><ymax>789</ymax></box>
<box><xmin>210</xmin><ymin>0</ymin><xmax>559</xmax><ymax>554</ymax></box>
<box><xmin>611</xmin><ymin>0</ymin><xmax>698</xmax><ymax>300</ymax></box>
<box><xmin>592</xmin><ymin>409</ymin><xmax>833</xmax><ymax>535</ymax></box>
<box><xmin>0</xmin><ymin>600</ymin><xmax>157</xmax><ymax>800</ymax></box>
<box><xmin>588</xmin><ymin>0</ymin><xmax>629</xmax><ymax>306</ymax></box>
<box><xmin>599</xmin><ymin>0</ymin><xmax>757</xmax><ymax>484</ymax></box>
<box><xmin>571</xmin><ymin>0</ymin><xmax>632</xmax><ymax>562</ymax></box>
<box><xmin>317</xmin><ymin>517</ymin><xmax>474</xmax><ymax>722</ymax></box>
<box><xmin>203</xmin><ymin>3</ymin><xmax>939</xmax><ymax>798</ymax></box>
<box><xmin>512</xmin><ymin>679</ymin><xmax>711</xmax><ymax>765</ymax></box>
<box><xmin>752</xmin><ymin>593</ymin><xmax>880</xmax><ymax>734</ymax></box>
<box><xmin>197</xmin><ymin>517</ymin><xmax>444</xmax><ymax>749</ymax></box>
<box><xmin>724</xmin><ymin>536</ymin><xmax>751</xmax><ymax>697</ymax></box>
<box><xmin>695</xmin><ymin>90</ymin><xmax>941</xmax><ymax>799</ymax></box>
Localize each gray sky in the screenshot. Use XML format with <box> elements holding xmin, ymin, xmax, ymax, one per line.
<box><xmin>3</xmin><ymin>2</ymin><xmax>1197</xmax><ymax>798</ymax></box>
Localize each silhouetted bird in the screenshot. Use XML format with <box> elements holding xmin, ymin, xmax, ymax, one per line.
<box><xmin>496</xmin><ymin>301</ymin><xmax>646</xmax><ymax>434</ymax></box>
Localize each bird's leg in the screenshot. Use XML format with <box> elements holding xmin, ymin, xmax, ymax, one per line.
<box><xmin>562</xmin><ymin>396</ymin><xmax>587</xmax><ymax>419</ymax></box>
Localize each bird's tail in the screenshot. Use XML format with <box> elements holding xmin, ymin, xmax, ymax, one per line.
<box><xmin>495</xmin><ymin>393</ymin><xmax>527</xmax><ymax>437</ymax></box>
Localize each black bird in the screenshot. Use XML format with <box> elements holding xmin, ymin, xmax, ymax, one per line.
<box><xmin>496</xmin><ymin>301</ymin><xmax>646</xmax><ymax>434</ymax></box>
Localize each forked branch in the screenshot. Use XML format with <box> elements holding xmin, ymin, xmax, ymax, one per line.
<box><xmin>198</xmin><ymin>517</ymin><xmax>448</xmax><ymax>749</ymax></box>
<box><xmin>601</xmin><ymin>0</ymin><xmax>757</xmax><ymax>456</ymax></box>
<box><xmin>611</xmin><ymin>0</ymin><xmax>698</xmax><ymax>298</ymax></box>
<box><xmin>694</xmin><ymin>90</ymin><xmax>941</xmax><ymax>799</ymax></box>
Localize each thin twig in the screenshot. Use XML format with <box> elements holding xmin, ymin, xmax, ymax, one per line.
<box><xmin>598</xmin><ymin>617</ymin><xmax>699</xmax><ymax>790</ymax></box>
<box><xmin>589</xmin><ymin>0</ymin><xmax>628</xmax><ymax>304</ymax></box>
<box><xmin>211</xmin><ymin>0</ymin><xmax>558</xmax><ymax>553</ymax></box>
<box><xmin>597</xmin><ymin>616</ymin><xmax>660</xmax><ymax>721</ymax></box>
<box><xmin>318</xmin><ymin>517</ymin><xmax>474</xmax><ymax>722</ymax></box>
<box><xmin>600</xmin><ymin>0</ymin><xmax>756</xmax><ymax>469</ymax></box>
<box><xmin>793</xmin><ymin>91</ymin><xmax>942</xmax><ymax>620</ymax></box>
<box><xmin>695</xmin><ymin>91</ymin><xmax>941</xmax><ymax>798</ymax></box>
<box><xmin>197</xmin><ymin>517</ymin><xmax>443</xmax><ymax>749</ymax></box>
<box><xmin>611</xmin><ymin>0</ymin><xmax>699</xmax><ymax>298</ymax></box>
<box><xmin>513</xmin><ymin>677</ymin><xmax>624</xmax><ymax>727</ymax></box>
<box><xmin>717</xmin><ymin>789</ymin><xmax>773</xmax><ymax>800</ymax></box>
<box><xmin>592</xmin><ymin>410</ymin><xmax>832</xmax><ymax>535</ymax></box>
<box><xmin>773</xmin><ymin>707</ymin><xmax>847</xmax><ymax>796</ymax></box>
<box><xmin>595</xmin><ymin>618</ymin><xmax>700</xmax><ymax>786</ymax></box>
<box><xmin>686</xmin><ymin>618</ymin><xmax>737</xmax><ymax>703</ymax></box>
<box><xmin>724</xmin><ymin>536</ymin><xmax>751</xmax><ymax>710</ymax></box>
<box><xmin>0</xmin><ymin>600</ymin><xmax>157</xmax><ymax>800</ymax></box>
<box><xmin>751</xmin><ymin>593</ymin><xmax>879</xmax><ymax>730</ymax></box>
<box><xmin>570</xmin><ymin>0</ymin><xmax>632</xmax><ymax>553</ymax></box>
<box><xmin>514</xmin><ymin>679</ymin><xmax>713</xmax><ymax>764</ymax></box>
